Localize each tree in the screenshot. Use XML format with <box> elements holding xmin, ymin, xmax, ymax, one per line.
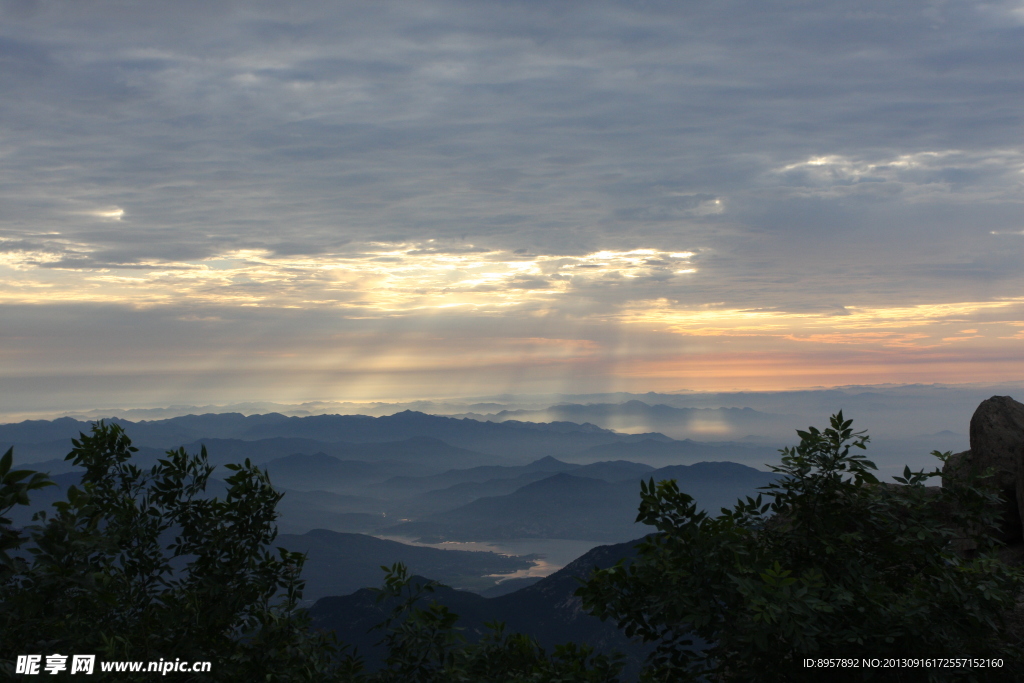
<box><xmin>1</xmin><ymin>422</ymin><xmax>620</xmax><ymax>682</ymax></box>
<box><xmin>367</xmin><ymin>563</ymin><xmax>623</xmax><ymax>683</ymax></box>
<box><xmin>0</xmin><ymin>445</ymin><xmax>54</xmax><ymax>579</ymax></box>
<box><xmin>577</xmin><ymin>413</ymin><xmax>1024</xmax><ymax>682</ymax></box>
<box><xmin>0</xmin><ymin>421</ymin><xmax>354</xmax><ymax>682</ymax></box>
<box><xmin>7</xmin><ymin>414</ymin><xmax>1021</xmax><ymax>682</ymax></box>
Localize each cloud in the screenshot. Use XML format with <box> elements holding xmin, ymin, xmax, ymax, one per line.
<box><xmin>91</xmin><ymin>207</ymin><xmax>125</xmax><ymax>220</ymax></box>
<box><xmin>1</xmin><ymin>0</ymin><xmax>1023</xmax><ymax>407</ymax></box>
<box><xmin>0</xmin><ymin>239</ymin><xmax>702</xmax><ymax>312</ymax></box>
<box><xmin>770</xmin><ymin>150</ymin><xmax>1024</xmax><ymax>200</ymax></box>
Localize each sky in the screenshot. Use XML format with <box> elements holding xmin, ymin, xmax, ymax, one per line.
<box><xmin>2</xmin><ymin>0</ymin><xmax>1024</xmax><ymax>415</ymax></box>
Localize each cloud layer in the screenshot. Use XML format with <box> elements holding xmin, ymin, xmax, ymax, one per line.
<box><xmin>1</xmin><ymin>0</ymin><xmax>1023</xmax><ymax>411</ymax></box>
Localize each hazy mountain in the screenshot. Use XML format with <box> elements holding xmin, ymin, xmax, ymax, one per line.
<box><xmin>381</xmin><ymin>461</ymin><xmax>655</xmax><ymax>520</ymax></box>
<box><xmin>275</xmin><ymin>489</ymin><xmax>389</xmax><ymax>535</ymax></box>
<box><xmin>2</xmin><ymin>411</ymin><xmax>669</xmax><ymax>465</ymax></box>
<box><xmin>385</xmin><ymin>462</ymin><xmax>778</xmax><ymax>543</ymax></box>
<box><xmin>477</xmin><ymin>576</ymin><xmax>544</xmax><ymax>597</ymax></box>
<box><xmin>277</xmin><ymin>530</ymin><xmax>535</xmax><ymax>599</ymax></box>
<box><xmin>574</xmin><ymin>438</ymin><xmax>782</xmax><ymax>468</ymax></box>
<box><xmin>0</xmin><ymin>438</ymin><xmax>79</xmax><ymax>466</ymax></box>
<box><xmin>0</xmin><ymin>414</ymin><xmax>290</xmax><ymax>452</ymax></box>
<box><xmin>309</xmin><ymin>538</ymin><xmax>650</xmax><ymax>673</ymax></box>
<box><xmin>4</xmin><ymin>431</ymin><xmax>505</xmax><ymax>480</ymax></box>
<box><xmin>232</xmin><ymin>411</ymin><xmax>666</xmax><ymax>460</ymax></box>
<box><xmin>367</xmin><ymin>455</ymin><xmax>578</xmax><ymax>499</ymax></box>
<box><xmin>1</xmin><ymin>438</ymin><xmax>170</xmax><ymax>467</ymax></box>
<box><xmin>461</xmin><ymin>401</ymin><xmax>791</xmax><ymax>441</ymax></box>
<box><xmin>6</xmin><ymin>474</ymin><xmax>530</xmax><ymax>599</ymax></box>
<box><xmin>642</xmin><ymin>462</ymin><xmax>782</xmax><ymax>509</ymax></box>
<box><xmin>263</xmin><ymin>453</ymin><xmax>433</xmax><ymax>493</ymax></box>
<box><xmin>386</xmin><ymin>473</ymin><xmax>649</xmax><ymax>542</ymax></box>
<box><xmin>572</xmin><ymin>460</ymin><xmax>656</xmax><ymax>481</ymax></box>
<box><xmin>183</xmin><ymin>437</ymin><xmax>388</xmax><ymax>467</ymax></box>
<box><xmin>4</xmin><ymin>468</ymin><xmax>391</xmax><ymax>537</ymax></box>
<box><xmin>294</xmin><ymin>436</ymin><xmax>503</xmax><ymax>469</ymax></box>
<box><xmin>0</xmin><ymin>417</ymin><xmax>102</xmax><ymax>444</ymax></box>
<box><xmin>25</xmin><ymin>383</ymin><xmax>1024</xmax><ymax>448</ymax></box>
<box><xmin>4</xmin><ymin>471</ymin><xmax>84</xmax><ymax>528</ymax></box>
<box><xmin>383</xmin><ymin>471</ymin><xmax>568</xmax><ymax>520</ymax></box>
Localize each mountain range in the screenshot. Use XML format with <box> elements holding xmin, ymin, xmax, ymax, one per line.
<box><xmin>309</xmin><ymin>537</ymin><xmax>652</xmax><ymax>675</ymax></box>
<box><xmin>4</xmin><ymin>410</ymin><xmax>783</xmax><ymax>601</ymax></box>
<box><xmin>383</xmin><ymin>462</ymin><xmax>778</xmax><ymax>543</ymax></box>
<box><xmin>277</xmin><ymin>530</ymin><xmax>534</xmax><ymax>599</ymax></box>
<box><xmin>457</xmin><ymin>400</ymin><xmax>790</xmax><ymax>440</ymax></box>
<box><xmin>1</xmin><ymin>411</ymin><xmax>671</xmax><ymax>466</ymax></box>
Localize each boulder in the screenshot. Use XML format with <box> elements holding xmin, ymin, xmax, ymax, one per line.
<box><xmin>941</xmin><ymin>396</ymin><xmax>1024</xmax><ymax>543</ymax></box>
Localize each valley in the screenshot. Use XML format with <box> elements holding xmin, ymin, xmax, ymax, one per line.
<box><xmin>2</xmin><ymin>406</ymin><xmax>782</xmax><ymax>595</ymax></box>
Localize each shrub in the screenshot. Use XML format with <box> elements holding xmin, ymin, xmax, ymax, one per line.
<box><xmin>0</xmin><ymin>422</ymin><xmax>351</xmax><ymax>681</ymax></box>
<box><xmin>577</xmin><ymin>413</ymin><xmax>1024</xmax><ymax>682</ymax></box>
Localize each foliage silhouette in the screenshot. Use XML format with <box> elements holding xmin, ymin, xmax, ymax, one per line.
<box><xmin>1</xmin><ymin>422</ymin><xmax>354</xmax><ymax>681</ymax></box>
<box><xmin>577</xmin><ymin>412</ymin><xmax>1024</xmax><ymax>681</ymax></box>
<box><xmin>4</xmin><ymin>415</ymin><xmax>1023</xmax><ymax>681</ymax></box>
<box><xmin>1</xmin><ymin>422</ymin><xmax>619</xmax><ymax>682</ymax></box>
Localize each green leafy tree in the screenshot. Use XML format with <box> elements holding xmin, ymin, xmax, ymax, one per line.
<box><xmin>369</xmin><ymin>563</ymin><xmax>624</xmax><ymax>683</ymax></box>
<box><xmin>577</xmin><ymin>413</ymin><xmax>1024</xmax><ymax>682</ymax></box>
<box><xmin>0</xmin><ymin>422</ymin><xmax>355</xmax><ymax>682</ymax></box>
<box><xmin>9</xmin><ymin>414</ymin><xmax>1019</xmax><ymax>682</ymax></box>
<box><xmin>0</xmin><ymin>446</ymin><xmax>54</xmax><ymax>579</ymax></box>
<box><xmin>1</xmin><ymin>423</ymin><xmax>621</xmax><ymax>683</ymax></box>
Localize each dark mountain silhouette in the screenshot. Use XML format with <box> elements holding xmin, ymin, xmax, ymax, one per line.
<box><xmin>461</xmin><ymin>401</ymin><xmax>788</xmax><ymax>439</ymax></box>
<box><xmin>233</xmin><ymin>411</ymin><xmax>664</xmax><ymax>459</ymax></box>
<box><xmin>381</xmin><ymin>460</ymin><xmax>657</xmax><ymax>519</ymax></box>
<box><xmin>383</xmin><ymin>471</ymin><xmax>566</xmax><ymax>520</ymax></box>
<box><xmin>367</xmin><ymin>456</ymin><xmax>579</xmax><ymax>499</ymax></box>
<box><xmin>572</xmin><ymin>460</ymin><xmax>655</xmax><ymax>481</ymax></box>
<box><xmin>385</xmin><ymin>462</ymin><xmax>778</xmax><ymax>543</ymax></box>
<box><xmin>576</xmin><ymin>437</ymin><xmax>780</xmax><ymax>467</ymax></box>
<box><xmin>185</xmin><ymin>437</ymin><xmax>379</xmax><ymax>467</ymax></box>
<box><xmin>275</xmin><ymin>489</ymin><xmax>389</xmax><ymax>535</ymax></box>
<box><xmin>378</xmin><ymin>460</ymin><xmax>655</xmax><ymax>520</ymax></box>
<box><xmin>2</xmin><ymin>411</ymin><xmax>668</xmax><ymax>464</ymax></box>
<box><xmin>6</xmin><ymin>473</ymin><xmax>523</xmax><ymax>594</ymax></box>
<box><xmin>284</xmin><ymin>435</ymin><xmax>501</xmax><ymax>468</ymax></box>
<box><xmin>309</xmin><ymin>538</ymin><xmax>650</xmax><ymax>673</ymax></box>
<box><xmin>263</xmin><ymin>453</ymin><xmax>433</xmax><ymax>492</ymax></box>
<box><xmin>0</xmin><ymin>417</ymin><xmax>102</xmax><ymax>444</ymax></box>
<box><xmin>645</xmin><ymin>461</ymin><xmax>779</xmax><ymax>488</ymax></box>
<box><xmin>277</xmin><ymin>530</ymin><xmax>534</xmax><ymax>599</ymax></box>
<box><xmin>2</xmin><ymin>441</ymin><xmax>170</xmax><ymax>468</ymax></box>
<box><xmin>386</xmin><ymin>473</ymin><xmax>645</xmax><ymax>542</ymax></box>
<box><xmin>477</xmin><ymin>576</ymin><xmax>543</xmax><ymax>597</ymax></box>
<box><xmin>9</xmin><ymin>432</ymin><xmax>504</xmax><ymax>477</ymax></box>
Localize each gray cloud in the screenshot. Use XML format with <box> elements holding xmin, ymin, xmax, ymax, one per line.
<box><xmin>2</xmin><ymin>1</ymin><xmax>1024</xmax><ymax>408</ymax></box>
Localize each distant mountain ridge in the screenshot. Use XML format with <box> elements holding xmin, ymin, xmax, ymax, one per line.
<box><xmin>385</xmin><ymin>462</ymin><xmax>778</xmax><ymax>543</ymax></box>
<box><xmin>456</xmin><ymin>400</ymin><xmax>791</xmax><ymax>440</ymax></box>
<box><xmin>0</xmin><ymin>411</ymin><xmax>671</xmax><ymax>465</ymax></box>
<box><xmin>575</xmin><ymin>437</ymin><xmax>780</xmax><ymax>467</ymax></box>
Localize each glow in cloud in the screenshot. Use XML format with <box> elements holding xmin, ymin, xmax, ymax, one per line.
<box><xmin>773</xmin><ymin>149</ymin><xmax>1024</xmax><ymax>199</ymax></box>
<box><xmin>0</xmin><ymin>241</ymin><xmax>699</xmax><ymax>311</ymax></box>
<box><xmin>0</xmin><ymin>236</ymin><xmax>96</xmax><ymax>269</ymax></box>
<box><xmin>619</xmin><ymin>297</ymin><xmax>1024</xmax><ymax>350</ymax></box>
<box><xmin>94</xmin><ymin>207</ymin><xmax>125</xmax><ymax>220</ymax></box>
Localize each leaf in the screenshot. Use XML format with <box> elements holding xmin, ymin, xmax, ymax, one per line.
<box><xmin>0</xmin><ymin>447</ymin><xmax>12</xmax><ymax>478</ymax></box>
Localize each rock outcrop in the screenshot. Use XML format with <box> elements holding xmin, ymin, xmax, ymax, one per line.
<box><xmin>941</xmin><ymin>395</ymin><xmax>1024</xmax><ymax>543</ymax></box>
